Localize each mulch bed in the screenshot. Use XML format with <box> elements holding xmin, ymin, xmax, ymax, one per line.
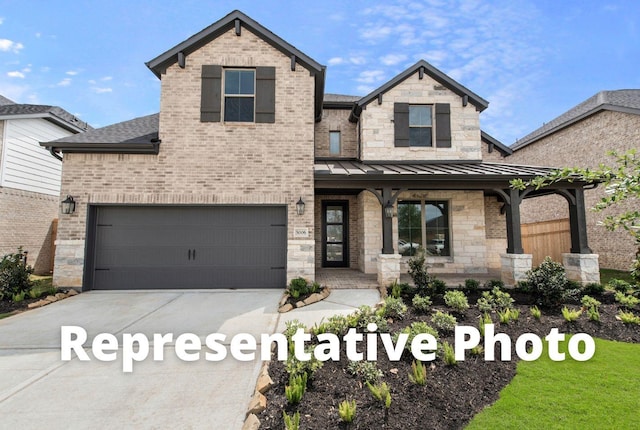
<box><xmin>259</xmin><ymin>290</ymin><xmax>640</xmax><ymax>429</ymax></box>
<box><xmin>0</xmin><ymin>297</ymin><xmax>42</xmax><ymax>315</ymax></box>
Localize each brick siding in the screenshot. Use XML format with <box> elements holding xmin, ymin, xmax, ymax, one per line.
<box><xmin>314</xmin><ymin>109</ymin><xmax>358</xmax><ymax>158</ymax></box>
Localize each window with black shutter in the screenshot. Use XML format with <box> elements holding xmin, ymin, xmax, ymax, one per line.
<box><xmin>394</xmin><ymin>102</ymin><xmax>451</xmax><ymax>148</ymax></box>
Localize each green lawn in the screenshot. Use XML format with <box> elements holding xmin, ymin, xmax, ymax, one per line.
<box><xmin>600</xmin><ymin>268</ymin><xmax>634</xmax><ymax>285</ymax></box>
<box><xmin>466</xmin><ymin>338</ymin><xmax>640</xmax><ymax>429</ymax></box>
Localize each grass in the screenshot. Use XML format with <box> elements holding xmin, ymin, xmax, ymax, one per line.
<box><xmin>466</xmin><ymin>338</ymin><xmax>640</xmax><ymax>429</ymax></box>
<box><xmin>600</xmin><ymin>268</ymin><xmax>634</xmax><ymax>285</ymax></box>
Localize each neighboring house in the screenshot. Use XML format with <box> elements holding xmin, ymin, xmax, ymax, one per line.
<box><xmin>0</xmin><ymin>95</ymin><xmax>89</xmax><ymax>274</ymax></box>
<box><xmin>508</xmin><ymin>90</ymin><xmax>640</xmax><ymax>271</ymax></box>
<box><xmin>41</xmin><ymin>10</ymin><xmax>596</xmax><ymax>291</ymax></box>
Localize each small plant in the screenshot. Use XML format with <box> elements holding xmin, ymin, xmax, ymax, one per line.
<box><xmin>562</xmin><ymin>306</ymin><xmax>582</xmax><ymax>322</ymax></box>
<box><xmin>285</xmin><ymin>373</ymin><xmax>307</xmax><ymax>405</ymax></box>
<box><xmin>526</xmin><ymin>257</ymin><xmax>572</xmax><ymax>308</ymax></box>
<box><xmin>582</xmin><ymin>282</ymin><xmax>605</xmax><ymax>296</ymax></box>
<box><xmin>338</xmin><ymin>399</ymin><xmax>357</xmax><ymax>424</ymax></box>
<box><xmin>408</xmin><ymin>360</ymin><xmax>427</xmax><ymax>386</ymax></box>
<box><xmin>530</xmin><ymin>305</ymin><xmax>542</xmax><ymax>320</ymax></box>
<box><xmin>382</xmin><ymin>296</ymin><xmax>407</xmax><ymax>320</ymax></box>
<box><xmin>288</xmin><ymin>277</ymin><xmax>310</xmax><ymax>299</ymax></box>
<box><xmin>366</xmin><ymin>381</ymin><xmax>392</xmax><ymax>423</ymax></box>
<box><xmin>407</xmin><ymin>253</ymin><xmax>446</xmax><ymax>296</ymax></box>
<box><xmin>471</xmin><ymin>345</ymin><xmax>484</xmax><ymax>356</ymax></box>
<box><xmin>285</xmin><ymin>349</ymin><xmax>323</xmax><ymax>380</ymax></box>
<box><xmin>614</xmin><ymin>292</ymin><xmax>640</xmax><ymax>308</ymax></box>
<box><xmin>617</xmin><ymin>310</ymin><xmax>640</xmax><ymax>324</ymax></box>
<box><xmin>12</xmin><ymin>291</ymin><xmax>26</xmax><ymax>302</ymax></box>
<box><xmin>441</xmin><ymin>341</ymin><xmax>457</xmax><ymax>366</ymax></box>
<box><xmin>431</xmin><ymin>279</ymin><xmax>448</xmax><ymax>296</ymax></box>
<box><xmin>477</xmin><ymin>287</ymin><xmax>514</xmax><ymax>313</ymax></box>
<box><xmin>347</xmin><ymin>361</ymin><xmax>383</xmax><ymax>384</ymax></box>
<box><xmin>497</xmin><ymin>308</ymin><xmax>519</xmax><ymax>324</ymax></box>
<box><xmin>484</xmin><ymin>279</ymin><xmax>505</xmax><ymax>290</ymax></box>
<box><xmin>479</xmin><ymin>312</ymin><xmax>492</xmax><ymax>337</ymax></box>
<box><xmin>283</xmin><ymin>411</ymin><xmax>300</xmax><ymax>430</ymax></box>
<box><xmin>393</xmin><ymin>322</ymin><xmax>439</xmax><ymax>352</ymax></box>
<box><xmin>412</xmin><ymin>294</ymin><xmax>432</xmax><ymax>313</ymax></box>
<box><xmin>430</xmin><ymin>310</ymin><xmax>457</xmax><ymax>332</ymax></box>
<box><xmin>581</xmin><ymin>295</ymin><xmax>601</xmax><ymax>309</ymax></box>
<box><xmin>608</xmin><ymin>279</ymin><xmax>632</xmax><ymax>293</ymax></box>
<box><xmin>355</xmin><ymin>305</ymin><xmax>389</xmax><ymax>332</ymax></box>
<box><xmin>0</xmin><ymin>248</ymin><xmax>33</xmax><ymax>301</ymax></box>
<box><xmin>587</xmin><ymin>306</ymin><xmax>601</xmax><ymax>322</ymax></box>
<box><xmin>443</xmin><ymin>290</ymin><xmax>469</xmax><ymax>313</ymax></box>
<box><xmin>389</xmin><ymin>280</ymin><xmax>403</xmax><ymax>299</ymax></box>
<box><xmin>463</xmin><ymin>278</ymin><xmax>480</xmax><ymax>293</ymax></box>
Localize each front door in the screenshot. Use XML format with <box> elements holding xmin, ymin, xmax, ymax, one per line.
<box><xmin>322</xmin><ymin>201</ymin><xmax>349</xmax><ymax>267</ymax></box>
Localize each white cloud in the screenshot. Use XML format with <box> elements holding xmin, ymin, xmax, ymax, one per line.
<box><xmin>328</xmin><ymin>57</ymin><xmax>345</xmax><ymax>66</ymax></box>
<box><xmin>7</xmin><ymin>71</ymin><xmax>25</xmax><ymax>79</ymax></box>
<box><xmin>379</xmin><ymin>54</ymin><xmax>407</xmax><ymax>66</ymax></box>
<box><xmin>350</xmin><ymin>56</ymin><xmax>367</xmax><ymax>65</ymax></box>
<box><xmin>101</xmin><ymin>76</ymin><xmax>112</xmax><ymax>81</ymax></box>
<box><xmin>88</xmin><ymin>79</ymin><xmax>96</xmax><ymax>85</ymax></box>
<box><xmin>356</xmin><ymin>70</ymin><xmax>386</xmax><ymax>84</ymax></box>
<box><xmin>0</xmin><ymin>38</ymin><xmax>24</xmax><ymax>53</ymax></box>
<box><xmin>92</xmin><ymin>87</ymin><xmax>112</xmax><ymax>94</ymax></box>
<box><xmin>360</xmin><ymin>25</ymin><xmax>393</xmax><ymax>42</ymax></box>
<box><xmin>66</xmin><ymin>70</ymin><xmax>79</xmax><ymax>76</ymax></box>
<box><xmin>57</xmin><ymin>78</ymin><xmax>72</xmax><ymax>87</ymax></box>
<box><xmin>356</xmin><ymin>84</ymin><xmax>375</xmax><ymax>95</ymax></box>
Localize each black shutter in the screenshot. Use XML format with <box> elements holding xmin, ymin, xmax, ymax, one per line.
<box><xmin>435</xmin><ymin>103</ymin><xmax>451</xmax><ymax>148</ymax></box>
<box><xmin>255</xmin><ymin>66</ymin><xmax>275</xmax><ymax>123</ymax></box>
<box><xmin>394</xmin><ymin>103</ymin><xmax>410</xmax><ymax>147</ymax></box>
<box><xmin>201</xmin><ymin>65</ymin><xmax>221</xmax><ymax>122</ymax></box>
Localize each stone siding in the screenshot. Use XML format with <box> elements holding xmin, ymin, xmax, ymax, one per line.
<box><xmin>359</xmin><ymin>72</ymin><xmax>481</xmax><ymax>161</ymax></box>
<box><xmin>314</xmin><ymin>109</ymin><xmax>358</xmax><ymax>158</ymax></box>
<box><xmin>54</xmin><ymin>27</ymin><xmax>316</xmax><ymax>288</ymax></box>
<box><xmin>0</xmin><ymin>187</ymin><xmax>58</xmax><ymax>274</ymax></box>
<box><xmin>507</xmin><ymin>110</ymin><xmax>640</xmax><ymax>270</ymax></box>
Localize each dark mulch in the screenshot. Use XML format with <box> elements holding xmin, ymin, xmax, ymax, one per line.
<box><xmin>260</xmin><ymin>290</ymin><xmax>640</xmax><ymax>430</ymax></box>
<box><xmin>0</xmin><ymin>297</ymin><xmax>41</xmax><ymax>315</ymax></box>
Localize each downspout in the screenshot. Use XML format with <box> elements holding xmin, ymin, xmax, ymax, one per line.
<box><xmin>48</xmin><ymin>147</ymin><xmax>63</xmax><ymax>161</ymax></box>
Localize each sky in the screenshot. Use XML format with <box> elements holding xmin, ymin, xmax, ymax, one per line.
<box><xmin>1</xmin><ymin>0</ymin><xmax>639</xmax><ymax>145</ymax></box>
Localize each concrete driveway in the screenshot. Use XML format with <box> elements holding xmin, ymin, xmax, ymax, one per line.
<box><xmin>0</xmin><ymin>289</ymin><xmax>379</xmax><ymax>429</ymax></box>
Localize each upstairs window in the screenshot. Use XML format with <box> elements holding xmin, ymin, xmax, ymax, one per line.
<box><xmin>224</xmin><ymin>69</ymin><xmax>255</xmax><ymax>122</ymax></box>
<box><xmin>329</xmin><ymin>131</ymin><xmax>341</xmax><ymax>155</ymax></box>
<box><xmin>409</xmin><ymin>105</ymin><xmax>433</xmax><ymax>147</ymax></box>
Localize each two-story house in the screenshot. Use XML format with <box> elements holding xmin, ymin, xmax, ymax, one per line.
<box><xmin>0</xmin><ymin>95</ymin><xmax>89</xmax><ymax>274</ymax></box>
<box><xmin>42</xmin><ymin>10</ymin><xmax>598</xmax><ymax>291</ymax></box>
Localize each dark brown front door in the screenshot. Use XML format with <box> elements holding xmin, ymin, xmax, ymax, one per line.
<box><xmin>322</xmin><ymin>201</ymin><xmax>349</xmax><ymax>267</ymax></box>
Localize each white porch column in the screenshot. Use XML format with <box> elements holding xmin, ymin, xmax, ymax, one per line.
<box><xmin>562</xmin><ymin>253</ymin><xmax>600</xmax><ymax>285</ymax></box>
<box><xmin>500</xmin><ymin>253</ymin><xmax>532</xmax><ymax>286</ymax></box>
<box><xmin>377</xmin><ymin>253</ymin><xmax>402</xmax><ymax>287</ymax></box>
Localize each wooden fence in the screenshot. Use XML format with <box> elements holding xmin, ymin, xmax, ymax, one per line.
<box><xmin>521</xmin><ymin>218</ymin><xmax>571</xmax><ymax>267</ymax></box>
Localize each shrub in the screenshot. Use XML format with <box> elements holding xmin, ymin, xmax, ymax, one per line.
<box><xmin>443</xmin><ymin>290</ymin><xmax>469</xmax><ymax>313</ymax></box>
<box><xmin>587</xmin><ymin>306</ymin><xmax>600</xmax><ymax>322</ymax></box>
<box><xmin>287</xmin><ymin>277</ymin><xmax>310</xmax><ymax>299</ymax></box>
<box><xmin>530</xmin><ymin>305</ymin><xmax>542</xmax><ymax>320</ymax></box>
<box><xmin>514</xmin><ymin>280</ymin><xmax>531</xmax><ymax>293</ymax></box>
<box><xmin>562</xmin><ymin>306</ymin><xmax>582</xmax><ymax>322</ymax></box>
<box><xmin>477</xmin><ymin>287</ymin><xmax>514</xmax><ymax>313</ymax></box>
<box><xmin>463</xmin><ymin>278</ymin><xmax>480</xmax><ymax>293</ymax></box>
<box><xmin>338</xmin><ymin>399</ymin><xmax>357</xmax><ymax>424</ymax></box>
<box><xmin>430</xmin><ymin>310</ymin><xmax>457</xmax><ymax>332</ymax></box>
<box><xmin>394</xmin><ymin>322</ymin><xmax>439</xmax><ymax>352</ymax></box>
<box><xmin>582</xmin><ymin>282</ymin><xmax>605</xmax><ymax>296</ymax></box>
<box><xmin>382</xmin><ymin>296</ymin><xmax>407</xmax><ymax>320</ymax></box>
<box><xmin>347</xmin><ymin>361</ymin><xmax>383</xmax><ymax>384</ymax></box>
<box><xmin>412</xmin><ymin>294</ymin><xmax>432</xmax><ymax>313</ymax></box>
<box><xmin>12</xmin><ymin>291</ymin><xmax>26</xmax><ymax>303</ymax></box>
<box><xmin>284</xmin><ymin>320</ymin><xmax>306</xmax><ymax>340</ymax></box>
<box><xmin>484</xmin><ymin>279</ymin><xmax>505</xmax><ymax>290</ymax></box>
<box><xmin>285</xmin><ymin>349</ymin><xmax>323</xmax><ymax>380</ymax></box>
<box><xmin>355</xmin><ymin>305</ymin><xmax>389</xmax><ymax>332</ymax></box>
<box><xmin>581</xmin><ymin>295</ymin><xmax>601</xmax><ymax>310</ymax></box>
<box><xmin>615</xmin><ymin>292</ymin><xmax>640</xmax><ymax>308</ymax></box>
<box><xmin>0</xmin><ymin>248</ymin><xmax>33</xmax><ymax>301</ymax></box>
<box><xmin>408</xmin><ymin>360</ymin><xmax>427</xmax><ymax>386</ymax></box>
<box><xmin>608</xmin><ymin>279</ymin><xmax>631</xmax><ymax>293</ymax></box>
<box><xmin>617</xmin><ymin>310</ymin><xmax>640</xmax><ymax>324</ymax></box>
<box><xmin>526</xmin><ymin>257</ymin><xmax>572</xmax><ymax>308</ymax></box>
<box><xmin>283</xmin><ymin>411</ymin><xmax>300</xmax><ymax>430</ymax></box>
<box><xmin>407</xmin><ymin>254</ymin><xmax>446</xmax><ymax>296</ymax></box>
<box><xmin>441</xmin><ymin>341</ymin><xmax>457</xmax><ymax>366</ymax></box>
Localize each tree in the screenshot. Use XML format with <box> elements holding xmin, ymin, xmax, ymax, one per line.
<box><xmin>510</xmin><ymin>149</ymin><xmax>639</xmax><ymax>282</ymax></box>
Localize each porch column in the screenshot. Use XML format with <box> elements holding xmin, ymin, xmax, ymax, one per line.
<box><xmin>568</xmin><ymin>188</ymin><xmax>592</xmax><ymax>254</ymax></box>
<box><xmin>504</xmin><ymin>188</ymin><xmax>524</xmax><ymax>254</ymax></box>
<box><xmin>381</xmin><ymin>187</ymin><xmax>394</xmax><ymax>254</ymax></box>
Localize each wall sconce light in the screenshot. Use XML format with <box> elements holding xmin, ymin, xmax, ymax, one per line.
<box><xmin>61</xmin><ymin>195</ymin><xmax>76</xmax><ymax>215</ymax></box>
<box><xmin>384</xmin><ymin>200</ymin><xmax>394</xmax><ymax>218</ymax></box>
<box><xmin>296</xmin><ymin>197</ymin><xmax>305</xmax><ymax>215</ymax></box>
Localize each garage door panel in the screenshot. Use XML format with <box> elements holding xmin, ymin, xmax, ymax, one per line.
<box><xmin>91</xmin><ymin>206</ymin><xmax>287</xmax><ymax>290</ymax></box>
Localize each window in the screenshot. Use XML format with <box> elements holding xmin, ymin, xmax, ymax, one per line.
<box><xmin>397</xmin><ymin>200</ymin><xmax>450</xmax><ymax>256</ymax></box>
<box><xmin>329</xmin><ymin>131</ymin><xmax>341</xmax><ymax>155</ymax></box>
<box><xmin>409</xmin><ymin>105</ymin><xmax>432</xmax><ymax>146</ymax></box>
<box><xmin>224</xmin><ymin>69</ymin><xmax>255</xmax><ymax>122</ymax></box>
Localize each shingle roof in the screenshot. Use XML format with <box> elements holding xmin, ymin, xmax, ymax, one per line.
<box><xmin>0</xmin><ymin>101</ymin><xmax>91</xmax><ymax>132</ymax></box>
<box><xmin>512</xmin><ymin>89</ymin><xmax>640</xmax><ymax>150</ymax></box>
<box><xmin>42</xmin><ymin>113</ymin><xmax>159</xmax><ymax>154</ymax></box>
<box><xmin>0</xmin><ymin>95</ymin><xmax>15</xmax><ymax>106</ymax></box>
<box><xmin>324</xmin><ymin>94</ymin><xmax>361</xmax><ymax>103</ymax></box>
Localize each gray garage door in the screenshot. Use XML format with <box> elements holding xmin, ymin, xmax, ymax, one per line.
<box><xmin>91</xmin><ymin>206</ymin><xmax>287</xmax><ymax>290</ymax></box>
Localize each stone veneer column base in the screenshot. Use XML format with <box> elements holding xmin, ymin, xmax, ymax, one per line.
<box><xmin>562</xmin><ymin>253</ymin><xmax>600</xmax><ymax>285</ymax></box>
<box><xmin>377</xmin><ymin>253</ymin><xmax>401</xmax><ymax>288</ymax></box>
<box><xmin>500</xmin><ymin>253</ymin><xmax>532</xmax><ymax>286</ymax></box>
<box><xmin>287</xmin><ymin>240</ymin><xmax>315</xmax><ymax>285</ymax></box>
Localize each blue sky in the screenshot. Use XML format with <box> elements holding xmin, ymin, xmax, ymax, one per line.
<box><xmin>1</xmin><ymin>0</ymin><xmax>638</xmax><ymax>145</ymax></box>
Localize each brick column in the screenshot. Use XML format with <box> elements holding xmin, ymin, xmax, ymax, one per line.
<box><xmin>563</xmin><ymin>253</ymin><xmax>600</xmax><ymax>284</ymax></box>
<box><xmin>500</xmin><ymin>253</ymin><xmax>532</xmax><ymax>286</ymax></box>
<box><xmin>377</xmin><ymin>253</ymin><xmax>401</xmax><ymax>287</ymax></box>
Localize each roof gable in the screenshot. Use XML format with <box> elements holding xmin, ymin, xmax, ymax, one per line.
<box><xmin>350</xmin><ymin>60</ymin><xmax>488</xmax><ymax>122</ymax></box>
<box><xmin>512</xmin><ymin>89</ymin><xmax>640</xmax><ymax>150</ymax></box>
<box><xmin>0</xmin><ymin>103</ymin><xmax>91</xmax><ymax>133</ymax></box>
<box><xmin>481</xmin><ymin>131</ymin><xmax>512</xmax><ymax>156</ymax></box>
